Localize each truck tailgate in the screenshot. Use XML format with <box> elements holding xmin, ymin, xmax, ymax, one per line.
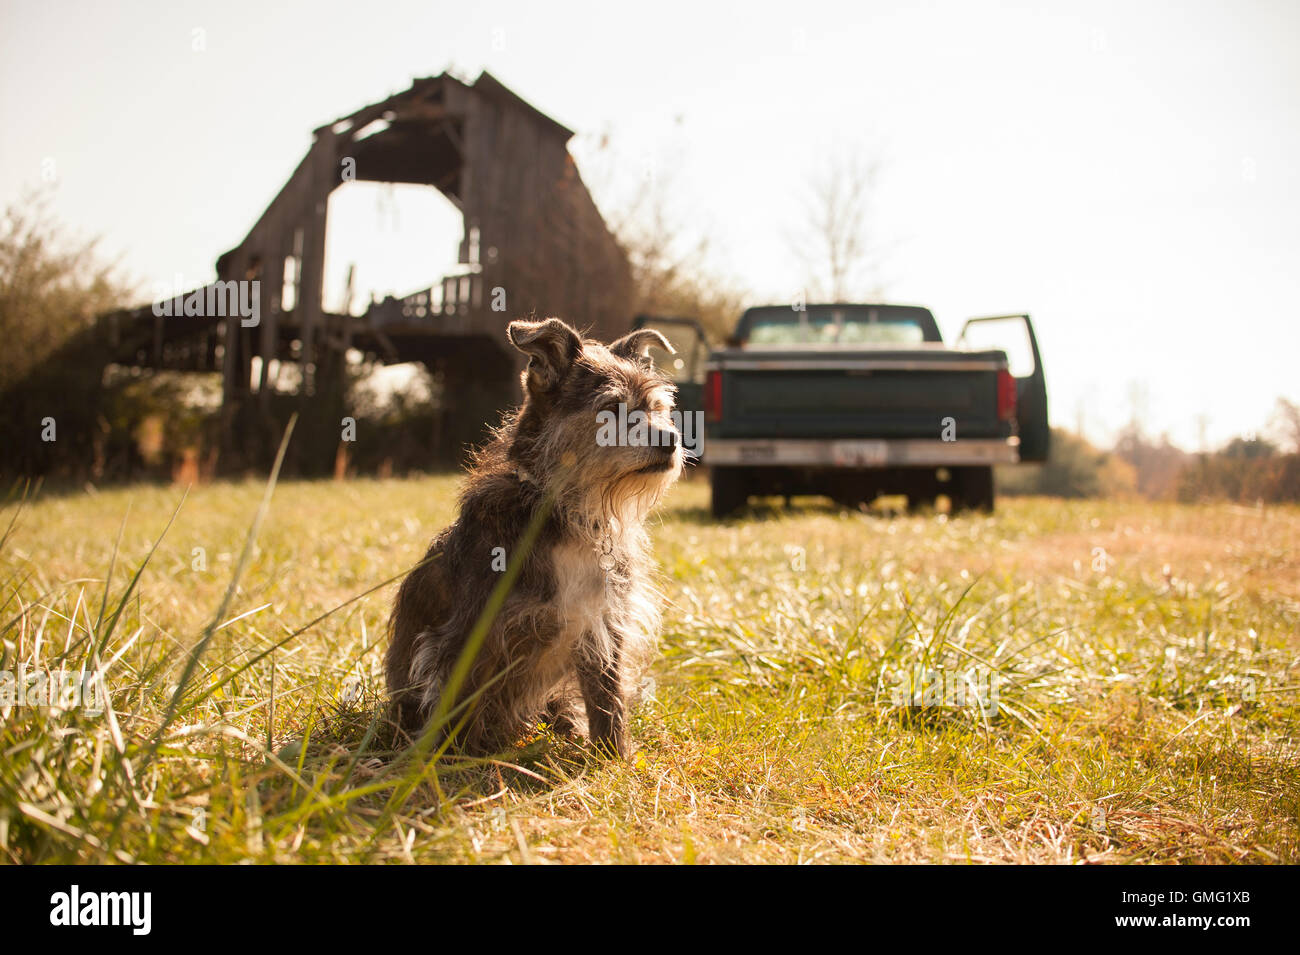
<box><xmin>712</xmin><ymin>349</ymin><xmax>1009</xmax><ymax>440</ymax></box>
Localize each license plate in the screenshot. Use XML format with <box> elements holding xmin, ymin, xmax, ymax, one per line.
<box><xmin>738</xmin><ymin>444</ymin><xmax>778</xmax><ymax>462</ymax></box>
<box><xmin>831</xmin><ymin>440</ymin><xmax>889</xmax><ymax>466</ymax></box>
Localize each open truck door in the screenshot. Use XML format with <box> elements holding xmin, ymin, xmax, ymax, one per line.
<box><xmin>958</xmin><ymin>314</ymin><xmax>1050</xmax><ymax>462</ymax></box>
<box><xmin>631</xmin><ymin>315</ymin><xmax>710</xmax><ymax>422</ymax></box>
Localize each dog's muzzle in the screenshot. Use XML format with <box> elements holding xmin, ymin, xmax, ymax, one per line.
<box><xmin>648</xmin><ymin>425</ymin><xmax>678</xmax><ymax>449</ymax></box>
<box><xmin>634</xmin><ymin>430</ymin><xmax>680</xmax><ymax>474</ymax></box>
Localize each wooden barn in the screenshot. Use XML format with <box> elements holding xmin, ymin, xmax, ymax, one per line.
<box><xmin>100</xmin><ymin>70</ymin><xmax>633</xmax><ymax>474</ymax></box>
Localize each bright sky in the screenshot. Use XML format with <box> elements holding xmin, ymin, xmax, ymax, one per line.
<box><xmin>3</xmin><ymin>0</ymin><xmax>1297</xmax><ymax>450</ymax></box>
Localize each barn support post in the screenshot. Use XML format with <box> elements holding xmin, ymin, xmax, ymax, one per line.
<box><xmin>293</xmin><ymin>136</ymin><xmax>338</xmax><ymax>473</ymax></box>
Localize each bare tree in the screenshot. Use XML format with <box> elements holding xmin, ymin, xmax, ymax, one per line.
<box><xmin>790</xmin><ymin>152</ymin><xmax>884</xmax><ymax>301</ymax></box>
<box><xmin>578</xmin><ymin>129</ymin><xmax>746</xmax><ymax>343</ymax></box>
<box><xmin>1270</xmin><ymin>397</ymin><xmax>1300</xmax><ymax>453</ymax></box>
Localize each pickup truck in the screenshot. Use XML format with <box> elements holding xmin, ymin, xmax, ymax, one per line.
<box><xmin>635</xmin><ymin>305</ymin><xmax>1048</xmax><ymax>518</ymax></box>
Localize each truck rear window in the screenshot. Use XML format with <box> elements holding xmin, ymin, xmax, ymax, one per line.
<box><xmin>745</xmin><ymin>307</ymin><xmax>928</xmax><ymax>346</ymax></box>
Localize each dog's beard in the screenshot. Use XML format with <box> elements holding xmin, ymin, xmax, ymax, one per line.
<box><xmin>604</xmin><ymin>454</ymin><xmax>681</xmax><ymax>523</ymax></box>
<box><xmin>548</xmin><ymin>448</ymin><xmax>681</xmax><ymax>529</ymax></box>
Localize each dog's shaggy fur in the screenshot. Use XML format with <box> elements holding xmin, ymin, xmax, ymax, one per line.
<box><xmin>385</xmin><ymin>317</ymin><xmax>683</xmax><ymax>756</ymax></box>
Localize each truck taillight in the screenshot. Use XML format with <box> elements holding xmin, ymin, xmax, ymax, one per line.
<box><xmin>705</xmin><ymin>369</ymin><xmax>723</xmax><ymax>422</ymax></box>
<box><xmin>997</xmin><ymin>368</ymin><xmax>1017</xmax><ymax>421</ymax></box>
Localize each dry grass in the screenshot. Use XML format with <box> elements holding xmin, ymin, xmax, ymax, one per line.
<box><xmin>1</xmin><ymin>472</ymin><xmax>1297</xmax><ymax>863</ymax></box>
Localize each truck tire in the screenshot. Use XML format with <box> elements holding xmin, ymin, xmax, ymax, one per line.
<box><xmin>909</xmin><ymin>493</ymin><xmax>938</xmax><ymax>512</ymax></box>
<box><xmin>950</xmin><ymin>466</ymin><xmax>995</xmax><ymax>513</ymax></box>
<box><xmin>710</xmin><ymin>467</ymin><xmax>749</xmax><ymax>518</ymax></box>
<box><xmin>906</xmin><ymin>469</ymin><xmax>943</xmax><ymax>512</ymax></box>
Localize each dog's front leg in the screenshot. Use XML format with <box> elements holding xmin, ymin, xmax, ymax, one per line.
<box><xmin>576</xmin><ymin>630</ymin><xmax>627</xmax><ymax>757</ymax></box>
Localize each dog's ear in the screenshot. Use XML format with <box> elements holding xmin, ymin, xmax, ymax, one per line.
<box><xmin>507</xmin><ymin>318</ymin><xmax>582</xmax><ymax>392</ymax></box>
<box><xmin>609</xmin><ymin>328</ymin><xmax>675</xmax><ymax>363</ymax></box>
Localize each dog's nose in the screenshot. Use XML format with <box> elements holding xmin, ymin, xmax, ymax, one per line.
<box><xmin>649</xmin><ymin>426</ymin><xmax>678</xmax><ymax>449</ymax></box>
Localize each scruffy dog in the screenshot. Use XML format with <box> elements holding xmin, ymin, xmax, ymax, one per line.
<box><xmin>386</xmin><ymin>317</ymin><xmax>683</xmax><ymax>757</ymax></box>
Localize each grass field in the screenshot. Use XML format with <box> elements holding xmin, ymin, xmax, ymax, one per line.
<box><xmin>2</xmin><ymin>471</ymin><xmax>1298</xmax><ymax>864</ymax></box>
